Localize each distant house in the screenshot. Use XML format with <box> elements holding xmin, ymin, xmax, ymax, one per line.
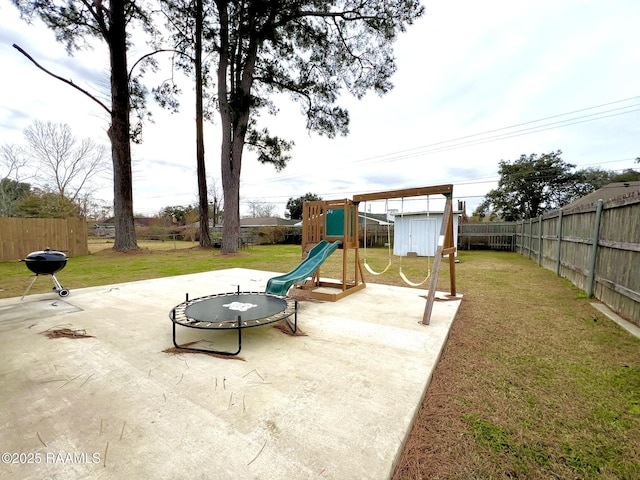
<box><xmin>94</xmin><ymin>217</ymin><xmax>159</xmax><ymax>238</ymax></box>
<box><xmin>94</xmin><ymin>223</ymin><xmax>115</xmax><ymax>237</ymax></box>
<box><xmin>132</xmin><ymin>217</ymin><xmax>158</xmax><ymax>228</ymax></box>
<box><xmin>202</xmin><ymin>217</ymin><xmax>300</xmax><ymax>246</ymax></box>
<box><xmin>240</xmin><ymin>217</ymin><xmax>299</xmax><ymax>227</ymax></box>
<box><xmin>563</xmin><ymin>181</ymin><xmax>640</xmax><ymax>211</ymax></box>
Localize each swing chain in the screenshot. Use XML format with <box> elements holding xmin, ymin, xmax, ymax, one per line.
<box><xmin>398</xmin><ymin>195</ymin><xmax>433</xmax><ymax>287</ymax></box>
<box><xmin>362</xmin><ymin>199</ymin><xmax>392</xmax><ymax>275</ymax></box>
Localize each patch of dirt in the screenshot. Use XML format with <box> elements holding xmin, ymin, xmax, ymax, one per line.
<box><xmin>212</xmin><ymin>252</ymin><xmax>250</xmax><ymax>258</ymax></box>
<box><xmin>273</xmin><ymin>320</ymin><xmax>307</xmax><ymax>336</ymax></box>
<box><xmin>189</xmin><ymin>245</ymin><xmax>218</xmax><ymax>252</ymax></box>
<box><xmin>41</xmin><ymin>327</ymin><xmax>94</xmax><ymax>339</ymax></box>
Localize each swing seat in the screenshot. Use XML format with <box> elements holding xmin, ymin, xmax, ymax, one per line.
<box><xmin>363</xmin><ymin>259</ymin><xmax>392</xmax><ymax>276</ymax></box>
<box><xmin>399</xmin><ymin>267</ymin><xmax>431</xmax><ymax>287</ymax></box>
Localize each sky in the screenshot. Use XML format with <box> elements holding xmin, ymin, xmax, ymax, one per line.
<box><xmin>1</xmin><ymin>0</ymin><xmax>639</xmax><ymax>218</ymax></box>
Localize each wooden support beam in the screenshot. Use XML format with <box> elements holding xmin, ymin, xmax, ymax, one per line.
<box><xmin>353</xmin><ymin>184</ymin><xmax>453</xmax><ymax>203</ymax></box>
<box><xmin>423</xmin><ymin>196</ymin><xmax>456</xmax><ymax>325</ymax></box>
<box><xmin>353</xmin><ymin>183</ymin><xmax>459</xmax><ymax>324</ymax></box>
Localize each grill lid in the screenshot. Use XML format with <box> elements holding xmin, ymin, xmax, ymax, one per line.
<box><xmin>25</xmin><ymin>248</ymin><xmax>68</xmax><ymax>262</ymax></box>
<box><xmin>23</xmin><ymin>248</ymin><xmax>68</xmax><ymax>275</ymax></box>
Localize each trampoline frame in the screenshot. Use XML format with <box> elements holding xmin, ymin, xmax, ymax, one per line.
<box><xmin>169</xmin><ymin>288</ymin><xmax>298</xmax><ymax>356</ymax></box>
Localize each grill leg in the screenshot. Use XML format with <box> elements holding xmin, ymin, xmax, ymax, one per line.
<box><xmin>51</xmin><ymin>275</ymin><xmax>69</xmax><ymax>297</ymax></box>
<box><xmin>21</xmin><ymin>275</ymin><xmax>40</xmax><ymax>301</ymax></box>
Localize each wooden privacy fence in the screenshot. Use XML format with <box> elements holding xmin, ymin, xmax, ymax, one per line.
<box><xmin>515</xmin><ymin>193</ymin><xmax>640</xmax><ymax>324</ymax></box>
<box><xmin>0</xmin><ymin>217</ymin><xmax>89</xmax><ymax>262</ymax></box>
<box><xmin>458</xmin><ymin>222</ymin><xmax>516</xmax><ymax>251</ymax></box>
<box><xmin>360</xmin><ymin>224</ymin><xmax>393</xmax><ymax>248</ymax></box>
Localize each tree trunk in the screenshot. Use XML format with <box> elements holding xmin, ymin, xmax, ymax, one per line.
<box><xmin>195</xmin><ymin>0</ymin><xmax>211</xmax><ymax>247</ymax></box>
<box><xmin>220</xmin><ymin>157</ymin><xmax>240</xmax><ymax>253</ymax></box>
<box><xmin>216</xmin><ymin>0</ymin><xmax>237</xmax><ymax>254</ymax></box>
<box><xmin>215</xmin><ymin>0</ymin><xmax>261</xmax><ymax>254</ymax></box>
<box><xmin>107</xmin><ymin>0</ymin><xmax>138</xmax><ymax>251</ymax></box>
<box><xmin>219</xmin><ymin>114</ymin><xmax>244</xmax><ymax>253</ymax></box>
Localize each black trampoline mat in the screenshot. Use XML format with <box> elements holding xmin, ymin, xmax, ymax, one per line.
<box><xmin>185</xmin><ymin>293</ymin><xmax>287</xmax><ymax>322</ymax></box>
<box><xmin>170</xmin><ymin>292</ymin><xmax>297</xmax><ymax>330</ymax></box>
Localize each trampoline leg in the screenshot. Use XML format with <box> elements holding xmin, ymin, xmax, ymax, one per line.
<box><xmin>284</xmin><ymin>300</ymin><xmax>298</xmax><ymax>333</ymax></box>
<box><xmin>172</xmin><ymin>319</ymin><xmax>243</xmax><ymax>356</ymax></box>
<box><xmin>236</xmin><ymin>317</ymin><xmax>242</xmax><ymax>354</ymax></box>
<box><xmin>172</xmin><ymin>321</ymin><xmax>180</xmax><ymax>349</ymax></box>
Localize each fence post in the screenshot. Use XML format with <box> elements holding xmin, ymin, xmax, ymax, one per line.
<box><xmin>516</xmin><ymin>221</ymin><xmax>524</xmax><ymax>255</ymax></box>
<box><xmin>528</xmin><ymin>217</ymin><xmax>533</xmax><ymax>259</ymax></box>
<box><xmin>518</xmin><ymin>220</ymin><xmax>523</xmax><ymax>254</ymax></box>
<box><xmin>537</xmin><ymin>215</ymin><xmax>543</xmax><ymax>265</ymax></box>
<box><xmin>586</xmin><ymin>199</ymin><xmax>604</xmax><ymax>298</ymax></box>
<box><xmin>555</xmin><ymin>209</ymin><xmax>563</xmax><ymax>275</ymax></box>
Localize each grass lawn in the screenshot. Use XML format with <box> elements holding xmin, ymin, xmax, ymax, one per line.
<box><xmin>393</xmin><ymin>251</ymin><xmax>640</xmax><ymax>479</ymax></box>
<box><xmin>1</xmin><ymin>242</ymin><xmax>638</xmax><ymax>478</ymax></box>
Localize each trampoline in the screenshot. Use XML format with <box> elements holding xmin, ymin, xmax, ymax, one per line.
<box><xmin>169</xmin><ymin>288</ymin><xmax>298</xmax><ymax>356</ymax></box>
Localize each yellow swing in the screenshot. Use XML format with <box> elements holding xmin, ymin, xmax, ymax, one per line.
<box><xmin>362</xmin><ymin>200</ymin><xmax>392</xmax><ymax>275</ymax></box>
<box><xmin>398</xmin><ymin>197</ymin><xmax>433</xmax><ymax>287</ymax></box>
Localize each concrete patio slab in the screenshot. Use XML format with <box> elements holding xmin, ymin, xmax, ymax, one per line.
<box><xmin>0</xmin><ymin>268</ymin><xmax>461</xmax><ymax>480</ymax></box>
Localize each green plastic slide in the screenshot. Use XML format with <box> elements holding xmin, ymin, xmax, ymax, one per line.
<box><xmin>265</xmin><ymin>240</ymin><xmax>342</xmax><ymax>296</ymax></box>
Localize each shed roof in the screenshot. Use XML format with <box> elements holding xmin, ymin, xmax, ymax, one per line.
<box><xmin>390</xmin><ymin>209</ymin><xmax>464</xmax><ymax>217</ymax></box>
<box><xmin>358</xmin><ymin>213</ymin><xmax>391</xmax><ymax>225</ymax></box>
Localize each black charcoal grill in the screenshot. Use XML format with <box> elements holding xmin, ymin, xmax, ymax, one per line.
<box><xmin>20</xmin><ymin>248</ymin><xmax>70</xmax><ymax>299</ymax></box>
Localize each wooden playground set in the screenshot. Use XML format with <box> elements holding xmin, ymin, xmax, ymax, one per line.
<box><xmin>290</xmin><ymin>184</ymin><xmax>458</xmax><ymax>325</ymax></box>
<box><xmin>170</xmin><ymin>183</ymin><xmax>459</xmax><ymax>355</ymax></box>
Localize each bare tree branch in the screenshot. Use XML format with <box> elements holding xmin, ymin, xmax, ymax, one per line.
<box><xmin>13</xmin><ymin>43</ymin><xmax>111</xmax><ymax>114</ymax></box>
<box><xmin>24</xmin><ymin>121</ymin><xmax>109</xmax><ymax>203</ymax></box>
<box><xmin>128</xmin><ymin>48</ymin><xmax>194</xmax><ymax>79</ymax></box>
<box><xmin>1</xmin><ymin>144</ymin><xmax>30</xmax><ymax>181</ymax></box>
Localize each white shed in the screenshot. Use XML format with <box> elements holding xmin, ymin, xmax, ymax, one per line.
<box><xmin>393</xmin><ymin>211</ymin><xmax>460</xmax><ymax>257</ymax></box>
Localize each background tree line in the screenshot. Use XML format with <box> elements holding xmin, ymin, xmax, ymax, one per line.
<box><xmin>158</xmin><ymin>190</ymin><xmax>323</xmax><ymax>225</ymax></box>
<box><xmin>473</xmin><ymin>150</ymin><xmax>640</xmax><ymax>221</ymax></box>
<box><xmin>1</xmin><ymin>121</ymin><xmax>111</xmax><ymax>219</ymax></box>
